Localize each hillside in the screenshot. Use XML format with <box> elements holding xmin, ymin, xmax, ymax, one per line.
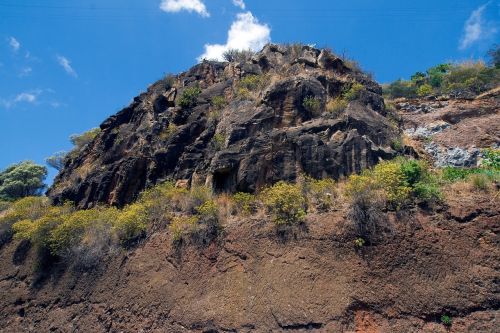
<box><xmin>47</xmin><ymin>44</ymin><xmax>396</xmax><ymax>208</ymax></box>
<box><xmin>0</xmin><ymin>44</ymin><xmax>499</xmax><ymax>333</ymax></box>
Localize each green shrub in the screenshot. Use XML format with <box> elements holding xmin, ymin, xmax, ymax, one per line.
<box><xmin>482</xmin><ymin>148</ymin><xmax>500</xmax><ymax>170</ymax></box>
<box><xmin>354</xmin><ymin>237</ymin><xmax>365</xmax><ymax>248</ymax></box>
<box><xmin>441</xmin><ymin>315</ymin><xmax>452</xmax><ymax>326</ymax></box>
<box><xmin>302</xmin><ymin>96</ymin><xmax>321</xmax><ymax>114</ymax></box>
<box><xmin>232</xmin><ymin>192</ymin><xmax>257</xmax><ymax>215</ymax></box>
<box><xmin>261</xmin><ymin>181</ymin><xmax>306</xmax><ymax>225</ymax></box>
<box><xmin>343</xmin><ymin>82</ymin><xmax>365</xmax><ymax>101</ymax></box>
<box><xmin>211</xmin><ymin>95</ymin><xmax>227</xmax><ymax>110</ymax></box>
<box><xmin>238</xmin><ymin>74</ymin><xmax>268</xmax><ymax>91</ymax></box>
<box><xmin>373</xmin><ymin>161</ymin><xmax>412</xmax><ymax>209</ymax></box>
<box><xmin>304</xmin><ymin>177</ymin><xmax>337</xmax><ymax>212</ymax></box>
<box><xmin>413</xmin><ymin>181</ymin><xmax>442</xmax><ymax>203</ymax></box>
<box><xmin>113</xmin><ymin>203</ymin><xmax>147</xmax><ymax>246</ymax></box>
<box><xmin>170</xmin><ymin>216</ymin><xmax>198</xmax><ymax>242</ymax></box>
<box><xmin>179</xmin><ymin>86</ymin><xmax>202</xmax><ymax>108</ymax></box>
<box><xmin>196</xmin><ymin>200</ymin><xmax>218</xmax><ymax>222</ymax></box>
<box><xmin>442</xmin><ymin>61</ymin><xmax>500</xmax><ymax>95</ymax></box>
<box><xmin>400</xmin><ymin>159</ymin><xmax>426</xmax><ymax>186</ymax></box>
<box><xmin>211</xmin><ymin>133</ymin><xmax>226</xmax><ymax>151</ymax></box>
<box><xmin>441</xmin><ymin>167</ymin><xmax>474</xmax><ymax>182</ymax></box>
<box><xmin>383</xmin><ymin>80</ymin><xmax>418</xmax><ymax>99</ymax></box>
<box><xmin>417</xmin><ymin>83</ymin><xmax>433</xmax><ymax>97</ymax></box>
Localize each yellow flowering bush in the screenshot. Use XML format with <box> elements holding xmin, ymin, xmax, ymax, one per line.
<box><xmin>261</xmin><ymin>181</ymin><xmax>306</xmax><ymax>225</ymax></box>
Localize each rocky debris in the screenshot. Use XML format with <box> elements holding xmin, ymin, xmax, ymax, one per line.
<box><xmin>424</xmin><ymin>142</ymin><xmax>480</xmax><ymax>167</ymax></box>
<box><xmin>396</xmin><ymin>89</ymin><xmax>499</xmax><ymax>166</ymax></box>
<box><xmin>48</xmin><ymin>44</ymin><xmax>396</xmax><ymax>208</ymax></box>
<box><xmin>405</xmin><ymin>120</ymin><xmax>450</xmax><ymax>139</ymax></box>
<box><xmin>396</xmin><ymin>100</ymin><xmax>448</xmax><ymax>113</ymax></box>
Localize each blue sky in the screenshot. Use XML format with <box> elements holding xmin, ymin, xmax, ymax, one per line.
<box><xmin>1</xmin><ymin>0</ymin><xmax>499</xmax><ymax>184</ymax></box>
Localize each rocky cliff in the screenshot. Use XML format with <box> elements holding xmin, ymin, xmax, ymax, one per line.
<box><xmin>48</xmin><ymin>44</ymin><xmax>396</xmax><ymax>208</ymax></box>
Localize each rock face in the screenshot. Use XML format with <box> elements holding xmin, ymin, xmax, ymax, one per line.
<box><xmin>48</xmin><ymin>44</ymin><xmax>396</xmax><ymax>208</ymax></box>
<box><xmin>397</xmin><ymin>88</ymin><xmax>499</xmax><ymax>167</ymax></box>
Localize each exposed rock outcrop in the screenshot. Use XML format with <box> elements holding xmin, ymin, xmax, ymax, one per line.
<box><xmin>48</xmin><ymin>45</ymin><xmax>396</xmax><ymax>208</ymax></box>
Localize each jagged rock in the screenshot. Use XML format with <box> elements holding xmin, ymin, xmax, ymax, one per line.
<box><xmin>48</xmin><ymin>44</ymin><xmax>397</xmax><ymax>208</ymax></box>
<box><xmin>424</xmin><ymin>142</ymin><xmax>480</xmax><ymax>167</ymax></box>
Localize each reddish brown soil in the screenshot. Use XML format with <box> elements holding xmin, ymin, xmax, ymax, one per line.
<box><xmin>399</xmin><ymin>94</ymin><xmax>499</xmax><ymax>149</ymax></box>
<box><xmin>0</xmin><ymin>189</ymin><xmax>498</xmax><ymax>332</ymax></box>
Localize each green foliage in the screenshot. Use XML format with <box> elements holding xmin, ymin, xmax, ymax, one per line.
<box><xmin>160</xmin><ymin>123</ymin><xmax>178</xmax><ymax>140</ymax></box>
<box><xmin>441</xmin><ymin>315</ymin><xmax>452</xmax><ymax>326</ymax></box>
<box><xmin>441</xmin><ymin>167</ymin><xmax>474</xmax><ymax>181</ymax></box>
<box><xmin>443</xmin><ymin>61</ymin><xmax>499</xmax><ymax>95</ymax></box>
<box><xmin>427</xmin><ymin>64</ymin><xmax>451</xmax><ymax>87</ymax></box>
<box><xmin>45</xmin><ymin>151</ymin><xmax>68</xmax><ymax>171</ymax></box>
<box><xmin>411</xmin><ymin>71</ymin><xmax>427</xmax><ymax>86</ymax></box>
<box><xmin>400</xmin><ymin>159</ymin><xmax>426</xmax><ymax>186</ymax></box>
<box><xmin>170</xmin><ymin>216</ymin><xmax>198</xmax><ymax>241</ymax></box>
<box><xmin>0</xmin><ymin>161</ymin><xmax>48</xmax><ymax>201</ymax></box>
<box><xmin>383</xmin><ymin>79</ymin><xmax>418</xmax><ymax>99</ymax></box>
<box><xmin>302</xmin><ymin>96</ymin><xmax>321</xmax><ymax>114</ymax></box>
<box><xmin>417</xmin><ymin>83</ymin><xmax>433</xmax><ymax>97</ymax></box>
<box><xmin>238</xmin><ymin>74</ymin><xmax>268</xmax><ymax>92</ymax></box>
<box><xmin>196</xmin><ymin>200</ymin><xmax>218</xmax><ymax>219</ymax></box>
<box><xmin>232</xmin><ymin>192</ymin><xmax>257</xmax><ymax>215</ymax></box>
<box><xmin>70</xmin><ymin>128</ymin><xmax>101</xmax><ymax>150</ymax></box>
<box><xmin>373</xmin><ymin>161</ymin><xmax>412</xmax><ymax>208</ymax></box>
<box><xmin>0</xmin><ymin>196</ymin><xmax>49</xmax><ymax>247</ymax></box>
<box><xmin>261</xmin><ymin>181</ymin><xmax>306</xmax><ymax>225</ymax></box>
<box><xmin>384</xmin><ymin>60</ymin><xmax>499</xmax><ymax>99</ymax></box>
<box><xmin>113</xmin><ymin>203</ymin><xmax>147</xmax><ymax>246</ymax></box>
<box><xmin>179</xmin><ymin>86</ymin><xmax>202</xmax><ymax>108</ymax></box>
<box><xmin>413</xmin><ymin>181</ymin><xmax>442</xmax><ymax>203</ymax></box>
<box><xmin>303</xmin><ymin>177</ymin><xmax>337</xmax><ymax>212</ymax></box>
<box><xmin>482</xmin><ymin>148</ymin><xmax>500</xmax><ymax>169</ymax></box>
<box><xmin>211</xmin><ymin>95</ymin><xmax>227</xmax><ymax>110</ymax></box>
<box><xmin>354</xmin><ymin>237</ymin><xmax>365</xmax><ymax>248</ymax></box>
<box><xmin>211</xmin><ymin>133</ymin><xmax>226</xmax><ymax>151</ymax></box>
<box><xmin>343</xmin><ymin>82</ymin><xmax>365</xmax><ymax>101</ymax></box>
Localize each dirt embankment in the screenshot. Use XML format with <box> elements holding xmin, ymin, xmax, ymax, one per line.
<box><xmin>0</xmin><ymin>187</ymin><xmax>498</xmax><ymax>333</ymax></box>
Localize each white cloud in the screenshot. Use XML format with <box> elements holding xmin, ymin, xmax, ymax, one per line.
<box><xmin>160</xmin><ymin>0</ymin><xmax>209</xmax><ymax>17</ymax></box>
<box><xmin>198</xmin><ymin>12</ymin><xmax>271</xmax><ymax>61</ymax></box>
<box><xmin>19</xmin><ymin>67</ymin><xmax>32</xmax><ymax>77</ymax></box>
<box><xmin>1</xmin><ymin>90</ymin><xmax>41</xmax><ymax>109</ymax></box>
<box><xmin>57</xmin><ymin>55</ymin><xmax>78</xmax><ymax>77</ymax></box>
<box><xmin>459</xmin><ymin>2</ymin><xmax>498</xmax><ymax>50</ymax></box>
<box><xmin>232</xmin><ymin>0</ymin><xmax>245</xmax><ymax>10</ymax></box>
<box><xmin>8</xmin><ymin>37</ymin><xmax>20</xmax><ymax>52</ymax></box>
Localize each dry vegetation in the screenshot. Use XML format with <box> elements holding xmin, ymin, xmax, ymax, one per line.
<box><xmin>1</xmin><ymin>150</ymin><xmax>498</xmax><ymax>271</ymax></box>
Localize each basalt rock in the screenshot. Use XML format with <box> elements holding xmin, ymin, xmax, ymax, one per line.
<box><xmin>48</xmin><ymin>44</ymin><xmax>397</xmax><ymax>208</ymax></box>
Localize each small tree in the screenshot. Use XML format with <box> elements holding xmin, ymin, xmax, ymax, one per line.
<box><xmin>70</xmin><ymin>128</ymin><xmax>101</xmax><ymax>150</ymax></box>
<box><xmin>46</xmin><ymin>151</ymin><xmax>68</xmax><ymax>171</ymax></box>
<box><xmin>0</xmin><ymin>161</ymin><xmax>47</xmax><ymax>201</ymax></box>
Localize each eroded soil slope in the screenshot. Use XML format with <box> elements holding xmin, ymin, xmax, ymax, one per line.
<box><xmin>0</xmin><ymin>188</ymin><xmax>498</xmax><ymax>333</ymax></box>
